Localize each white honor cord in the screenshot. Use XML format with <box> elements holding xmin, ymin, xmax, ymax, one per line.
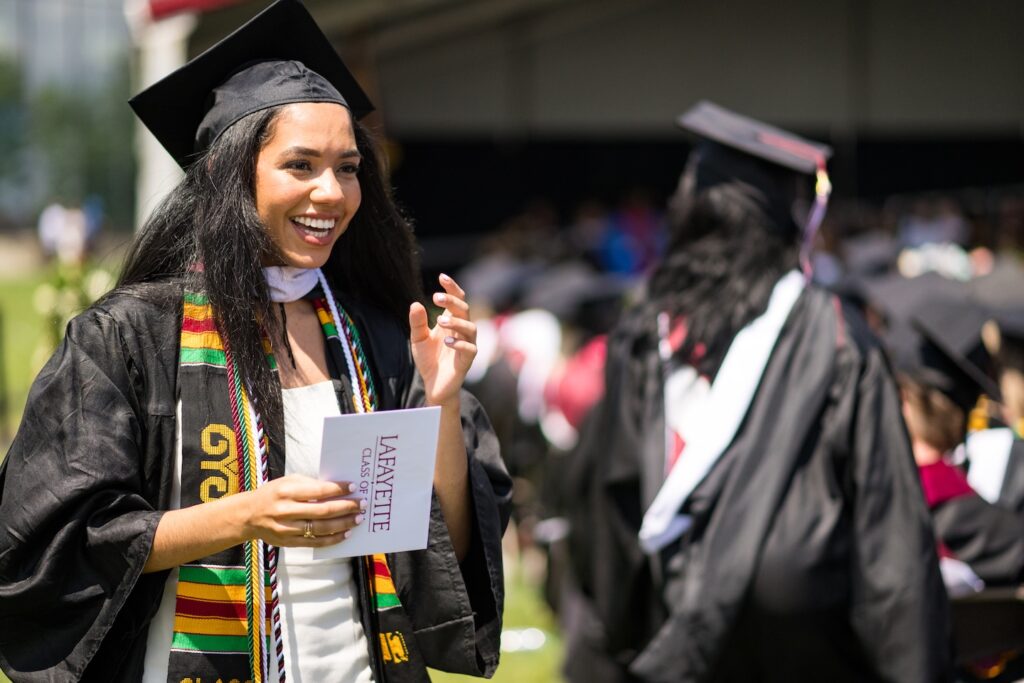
<box><xmin>315</xmin><ymin>269</ymin><xmax>366</xmax><ymax>414</ymax></box>
<box><xmin>243</xmin><ymin>398</ymin><xmax>270</xmax><ymax>679</ymax></box>
<box><xmin>638</xmin><ymin>270</ymin><xmax>806</xmax><ymax>554</ymax></box>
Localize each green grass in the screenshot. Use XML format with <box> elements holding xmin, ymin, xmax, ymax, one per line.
<box><xmin>0</xmin><ymin>270</ymin><xmax>48</xmax><ymax>446</ymax></box>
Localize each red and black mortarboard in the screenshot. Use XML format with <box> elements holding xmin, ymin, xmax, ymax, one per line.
<box><xmin>879</xmin><ymin>275</ymin><xmax>1002</xmax><ymax>412</ymax></box>
<box><xmin>677</xmin><ymin>100</ymin><xmax>832</xmax><ymax>176</ymax></box>
<box><xmin>129</xmin><ymin>0</ymin><xmax>374</xmax><ymax>169</ymax></box>
<box><xmin>675</xmin><ymin>101</ymin><xmax>833</xmax><ymax>275</ymax></box>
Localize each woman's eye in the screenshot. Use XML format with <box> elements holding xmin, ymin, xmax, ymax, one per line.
<box><xmin>338</xmin><ymin>163</ymin><xmax>360</xmax><ymax>176</ymax></box>
<box><xmin>286</xmin><ymin>160</ymin><xmax>312</xmax><ymax>172</ymax></box>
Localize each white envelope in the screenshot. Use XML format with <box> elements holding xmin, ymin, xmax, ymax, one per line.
<box><xmin>313</xmin><ymin>406</ymin><xmax>441</xmax><ymax>559</ymax></box>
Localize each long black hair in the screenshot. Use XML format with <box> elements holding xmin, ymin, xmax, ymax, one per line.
<box><xmin>116</xmin><ymin>105</ymin><xmax>422</xmax><ymax>428</ymax></box>
<box><xmin>647</xmin><ymin>165</ymin><xmax>802</xmax><ymax>376</ymax></box>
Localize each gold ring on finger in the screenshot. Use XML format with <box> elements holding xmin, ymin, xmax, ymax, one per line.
<box><xmin>303</xmin><ymin>519</ymin><xmax>316</xmax><ymax>539</ymax></box>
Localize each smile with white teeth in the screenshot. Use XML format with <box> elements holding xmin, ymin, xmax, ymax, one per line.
<box><xmin>291</xmin><ymin>216</ymin><xmax>337</xmax><ymax>234</ymax></box>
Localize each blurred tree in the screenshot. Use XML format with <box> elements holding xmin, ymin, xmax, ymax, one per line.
<box><xmin>0</xmin><ymin>57</ymin><xmax>27</xmax><ymax>228</ymax></box>
<box><xmin>25</xmin><ymin>56</ymin><xmax>135</xmax><ymax>231</ymax></box>
<box><xmin>0</xmin><ymin>58</ymin><xmax>23</xmax><ymax>174</ymax></box>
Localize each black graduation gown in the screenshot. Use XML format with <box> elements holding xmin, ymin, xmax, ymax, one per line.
<box><xmin>0</xmin><ymin>281</ymin><xmax>511</xmax><ymax>682</ymax></box>
<box><xmin>1000</xmin><ymin>439</ymin><xmax>1024</xmax><ymax>514</ymax></box>
<box><xmin>564</xmin><ymin>286</ymin><xmax>952</xmax><ymax>683</ymax></box>
<box><xmin>931</xmin><ymin>494</ymin><xmax>1024</xmax><ymax>586</ymax></box>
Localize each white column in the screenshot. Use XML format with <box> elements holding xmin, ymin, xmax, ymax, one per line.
<box><xmin>125</xmin><ymin>2</ymin><xmax>196</xmax><ymax>230</ymax></box>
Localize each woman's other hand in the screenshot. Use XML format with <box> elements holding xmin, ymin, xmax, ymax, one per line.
<box><xmin>409</xmin><ymin>273</ymin><xmax>478</xmax><ymax>408</ymax></box>
<box><xmin>241</xmin><ymin>474</ymin><xmax>365</xmax><ymax>547</ymax></box>
<box><xmin>143</xmin><ymin>475</ymin><xmax>365</xmax><ymax>573</ymax></box>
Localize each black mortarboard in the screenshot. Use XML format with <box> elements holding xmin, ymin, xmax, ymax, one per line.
<box><xmin>841</xmin><ymin>232</ymin><xmax>899</xmax><ymax>277</ymax></box>
<box><xmin>456</xmin><ymin>255</ymin><xmax>546</xmax><ymax>313</ymax></box>
<box><xmin>129</xmin><ymin>0</ymin><xmax>374</xmax><ymax>169</ymax></box>
<box><xmin>885</xmin><ymin>288</ymin><xmax>1001</xmax><ymax>413</ymax></box>
<box><xmin>969</xmin><ymin>257</ymin><xmax>1024</xmax><ymax>310</ymax></box>
<box><xmin>860</xmin><ymin>271</ymin><xmax>968</xmax><ymax>328</ymax></box>
<box><xmin>992</xmin><ymin>308</ymin><xmax>1024</xmax><ymax>343</ymax></box>
<box><xmin>677</xmin><ymin>101</ymin><xmax>832</xmax><ymax>175</ymax></box>
<box><xmin>675</xmin><ymin>101</ymin><xmax>833</xmax><ymax>252</ymax></box>
<box><xmin>520</xmin><ymin>261</ymin><xmax>631</xmax><ymax>331</ymax></box>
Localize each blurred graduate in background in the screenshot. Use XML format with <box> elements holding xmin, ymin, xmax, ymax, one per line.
<box><xmin>563</xmin><ymin>102</ymin><xmax>951</xmax><ymax>682</ymax></box>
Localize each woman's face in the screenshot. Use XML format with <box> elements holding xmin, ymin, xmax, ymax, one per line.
<box><xmin>255</xmin><ymin>102</ymin><xmax>362</xmax><ymax>268</ymax></box>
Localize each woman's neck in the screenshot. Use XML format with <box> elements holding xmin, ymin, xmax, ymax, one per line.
<box><xmin>273</xmin><ymin>300</ymin><xmax>333</xmax><ymax>389</ymax></box>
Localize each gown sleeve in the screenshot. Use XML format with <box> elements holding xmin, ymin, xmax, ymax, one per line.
<box><xmin>931</xmin><ymin>492</ymin><xmax>1024</xmax><ymax>586</ymax></box>
<box><xmin>846</xmin><ymin>343</ymin><xmax>954</xmax><ymax>682</ymax></box>
<box><xmin>0</xmin><ymin>306</ymin><xmax>165</xmax><ymax>681</ymax></box>
<box><xmin>390</xmin><ymin>372</ymin><xmax>512</xmax><ymax>677</ymax></box>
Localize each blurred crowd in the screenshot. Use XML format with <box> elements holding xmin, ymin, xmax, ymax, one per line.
<box><xmin>456</xmin><ymin>186</ymin><xmax>1024</xmax><ymax>681</ymax></box>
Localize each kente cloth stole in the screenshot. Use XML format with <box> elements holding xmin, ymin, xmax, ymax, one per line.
<box><xmin>170</xmin><ymin>280</ymin><xmax>419</xmax><ymax>683</ymax></box>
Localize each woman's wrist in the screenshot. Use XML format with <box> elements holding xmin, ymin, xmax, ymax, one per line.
<box><xmin>228</xmin><ymin>489</ymin><xmax>259</xmax><ymax>544</ymax></box>
<box><xmin>426</xmin><ymin>394</ymin><xmax>462</xmax><ymax>412</ymax></box>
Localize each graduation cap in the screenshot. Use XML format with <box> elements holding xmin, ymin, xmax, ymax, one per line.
<box><xmin>676</xmin><ymin>101</ymin><xmax>833</xmax><ymax>275</ymax></box>
<box><xmin>983</xmin><ymin>307</ymin><xmax>1024</xmax><ymax>364</ymax></box>
<box><xmin>841</xmin><ymin>232</ymin><xmax>899</xmax><ymax>277</ymax></box>
<box><xmin>969</xmin><ymin>257</ymin><xmax>1024</xmax><ymax>310</ymax></box>
<box><xmin>885</xmin><ymin>286</ymin><xmax>1001</xmax><ymax>414</ymax></box>
<box><xmin>455</xmin><ymin>254</ymin><xmax>546</xmax><ymax>313</ymax></box>
<box><xmin>520</xmin><ymin>261</ymin><xmax>632</xmax><ymax>331</ymax></box>
<box><xmin>992</xmin><ymin>308</ymin><xmax>1024</xmax><ymax>343</ymax></box>
<box><xmin>677</xmin><ymin>101</ymin><xmax>832</xmax><ymax>176</ymax></box>
<box><xmin>860</xmin><ymin>271</ymin><xmax>968</xmax><ymax>327</ymax></box>
<box><xmin>130</xmin><ymin>0</ymin><xmax>374</xmax><ymax>169</ymax></box>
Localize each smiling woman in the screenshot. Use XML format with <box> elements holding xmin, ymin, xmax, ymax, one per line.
<box><xmin>0</xmin><ymin>1</ymin><xmax>510</xmax><ymax>682</ymax></box>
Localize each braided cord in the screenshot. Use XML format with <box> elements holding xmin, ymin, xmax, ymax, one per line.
<box><xmin>257</xmin><ymin>414</ymin><xmax>285</xmax><ymax>682</ymax></box>
<box><xmin>314</xmin><ymin>272</ymin><xmax>411</xmax><ymax>666</ymax></box>
<box><xmin>224</xmin><ymin>338</ymin><xmax>272</xmax><ymax>683</ymax></box>
<box><xmin>315</xmin><ymin>270</ymin><xmax>378</xmax><ymax>412</ymax></box>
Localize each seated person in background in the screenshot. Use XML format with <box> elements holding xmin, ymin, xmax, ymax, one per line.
<box><xmin>967</xmin><ymin>308</ymin><xmax>1024</xmax><ymax>514</ymax></box>
<box><xmin>888</xmin><ymin>293</ymin><xmax>1024</xmax><ymax>590</ymax></box>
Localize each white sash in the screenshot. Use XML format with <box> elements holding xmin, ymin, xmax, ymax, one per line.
<box><xmin>638</xmin><ymin>270</ymin><xmax>805</xmax><ymax>554</ymax></box>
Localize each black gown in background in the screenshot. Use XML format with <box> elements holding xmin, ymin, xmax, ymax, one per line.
<box><xmin>564</xmin><ymin>286</ymin><xmax>952</xmax><ymax>683</ymax></box>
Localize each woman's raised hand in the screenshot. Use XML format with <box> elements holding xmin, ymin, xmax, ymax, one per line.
<box><xmin>242</xmin><ymin>474</ymin><xmax>365</xmax><ymax>547</ymax></box>
<box><xmin>409</xmin><ymin>273</ymin><xmax>478</xmax><ymax>407</ymax></box>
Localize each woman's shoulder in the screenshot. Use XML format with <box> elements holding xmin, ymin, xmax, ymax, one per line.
<box><xmin>799</xmin><ymin>285</ymin><xmax>897</xmax><ymax>396</ymax></box>
<box><xmin>94</xmin><ymin>278</ymin><xmax>183</xmax><ymax>316</ymax></box>
<box><xmin>800</xmin><ymin>284</ymin><xmax>884</xmax><ymax>357</ymax></box>
<box><xmin>68</xmin><ymin>278</ymin><xmax>184</xmax><ymax>357</ymax></box>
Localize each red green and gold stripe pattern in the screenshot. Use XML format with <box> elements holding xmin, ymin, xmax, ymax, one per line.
<box><xmin>313</xmin><ymin>297</ymin><xmax>377</xmax><ymax>412</ymax></box>
<box><xmin>180</xmin><ymin>291</ymin><xmax>276</xmax><ymax>369</ymax></box>
<box><xmin>372</xmin><ymin>553</ymin><xmax>400</xmax><ymax>610</ymax></box>
<box><xmin>171</xmin><ymin>565</ymin><xmax>272</xmax><ymax>654</ymax></box>
<box><xmin>180</xmin><ymin>292</ymin><xmax>225</xmax><ymax>367</ymax></box>
<box><xmin>224</xmin><ymin>335</ymin><xmax>269</xmax><ymax>682</ymax></box>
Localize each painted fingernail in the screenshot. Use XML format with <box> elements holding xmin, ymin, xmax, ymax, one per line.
<box><xmin>347</xmin><ymin>483</ymin><xmax>357</xmax><ymax>493</ymax></box>
<box><xmin>354</xmin><ymin>514</ymin><xmax>365</xmax><ymax>524</ymax></box>
<box><xmin>444</xmin><ymin>336</ymin><xmax>456</xmax><ymax>346</ymax></box>
<box><xmin>437</xmin><ymin>315</ymin><xmax>450</xmax><ymax>325</ymax></box>
<box><xmin>434</xmin><ymin>293</ymin><xmax>447</xmax><ymax>303</ymax></box>
<box><xmin>344</xmin><ymin>530</ymin><xmax>353</xmax><ymax>539</ymax></box>
<box><xmin>440</xmin><ymin>273</ymin><xmax>451</xmax><ymax>282</ymax></box>
<box><xmin>359</xmin><ymin>498</ymin><xmax>368</xmax><ymax>511</ymax></box>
